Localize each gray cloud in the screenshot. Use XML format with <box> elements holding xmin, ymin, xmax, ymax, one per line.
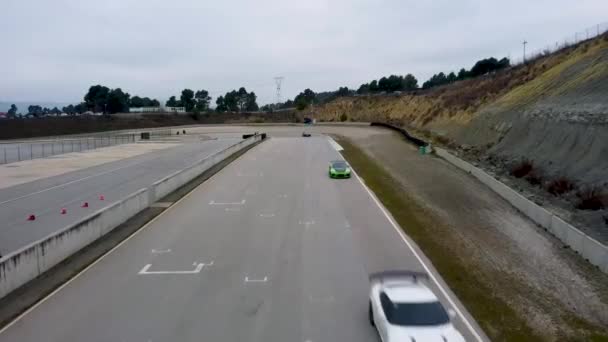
<box><xmin>1</xmin><ymin>0</ymin><xmax>606</xmax><ymax>105</ymax></box>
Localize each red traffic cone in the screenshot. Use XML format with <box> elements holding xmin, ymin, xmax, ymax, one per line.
<box><xmin>99</xmin><ymin>195</ymin><xmax>105</xmax><ymax>201</ymax></box>
<box><xmin>27</xmin><ymin>214</ymin><xmax>36</xmax><ymax>221</ymax></box>
<box><xmin>61</xmin><ymin>208</ymin><xmax>67</xmax><ymax>215</ymax></box>
<box><xmin>81</xmin><ymin>202</ymin><xmax>89</xmax><ymax>208</ymax></box>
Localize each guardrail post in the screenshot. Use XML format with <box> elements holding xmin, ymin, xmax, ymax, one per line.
<box><xmin>18</xmin><ymin>145</ymin><xmax>21</xmax><ymax>161</ymax></box>
<box><xmin>30</xmin><ymin>144</ymin><xmax>33</xmax><ymax>160</ymax></box>
<box><xmin>52</xmin><ymin>142</ymin><xmax>55</xmax><ymax>155</ymax></box>
<box><xmin>3</xmin><ymin>147</ymin><xmax>6</xmax><ymax>164</ymax></box>
<box><xmin>42</xmin><ymin>143</ymin><xmax>45</xmax><ymax>157</ymax></box>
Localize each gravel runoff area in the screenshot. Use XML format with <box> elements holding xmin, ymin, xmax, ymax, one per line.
<box><xmin>330</xmin><ymin>127</ymin><xmax>608</xmax><ymax>340</ymax></box>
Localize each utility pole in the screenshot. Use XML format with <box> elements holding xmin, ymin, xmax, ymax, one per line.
<box><xmin>273</xmin><ymin>77</ymin><xmax>284</xmax><ymax>105</ymax></box>
<box><xmin>522</xmin><ymin>40</ymin><xmax>528</xmax><ymax>64</ymax></box>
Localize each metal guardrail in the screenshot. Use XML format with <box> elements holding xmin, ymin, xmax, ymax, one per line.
<box><xmin>0</xmin><ymin>134</ymin><xmax>136</xmax><ymax>165</ymax></box>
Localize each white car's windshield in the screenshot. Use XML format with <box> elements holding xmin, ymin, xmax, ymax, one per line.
<box><xmin>386</xmin><ymin>301</ymin><xmax>450</xmax><ymax>326</ymax></box>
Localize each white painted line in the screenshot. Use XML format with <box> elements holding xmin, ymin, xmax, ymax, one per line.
<box><xmin>259</xmin><ymin>213</ymin><xmax>275</xmax><ymax>218</ymax></box>
<box><xmin>327</xmin><ymin>137</ymin><xmax>344</xmax><ymax>151</ymax></box>
<box><xmin>244</xmin><ymin>276</ymin><xmax>268</xmax><ymax>283</ymax></box>
<box><xmin>150</xmin><ymin>249</ymin><xmax>171</xmax><ymax>254</ymax></box>
<box><xmin>298</xmin><ymin>220</ymin><xmax>315</xmax><ymax>225</ymax></box>
<box><xmin>138</xmin><ymin>262</ymin><xmax>212</xmax><ymax>275</ymax></box>
<box><xmin>348</xmin><ymin>166</ymin><xmax>484</xmax><ymax>342</ymax></box>
<box><xmin>0</xmin><ymin>146</ymin><xmax>248</xmax><ymax>335</ymax></box>
<box><xmin>209</xmin><ymin>199</ymin><xmax>246</xmax><ymax>205</ymax></box>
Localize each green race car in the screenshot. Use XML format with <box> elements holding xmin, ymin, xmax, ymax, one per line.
<box><xmin>329</xmin><ymin>160</ymin><xmax>351</xmax><ymax>178</ymax></box>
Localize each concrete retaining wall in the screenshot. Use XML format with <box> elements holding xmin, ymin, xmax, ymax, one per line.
<box><xmin>0</xmin><ymin>188</ymin><xmax>149</xmax><ymax>299</ymax></box>
<box><xmin>0</xmin><ymin>135</ymin><xmax>262</xmax><ymax>300</ymax></box>
<box><xmin>435</xmin><ymin>147</ymin><xmax>608</xmax><ymax>273</ymax></box>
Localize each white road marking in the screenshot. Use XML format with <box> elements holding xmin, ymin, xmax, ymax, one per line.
<box><xmin>259</xmin><ymin>213</ymin><xmax>275</xmax><ymax>218</ymax></box>
<box><xmin>209</xmin><ymin>199</ymin><xmax>246</xmax><ymax>205</ymax></box>
<box><xmin>138</xmin><ymin>261</ymin><xmax>212</xmax><ymax>275</ymax></box>
<box><xmin>327</xmin><ymin>137</ymin><xmax>344</xmax><ymax>151</ymax></box>
<box><xmin>225</xmin><ymin>207</ymin><xmax>241</xmax><ymax>212</ymax></box>
<box><xmin>150</xmin><ymin>249</ymin><xmax>171</xmax><ymax>254</ymax></box>
<box><xmin>347</xmin><ymin>165</ymin><xmax>485</xmax><ymax>342</ymax></box>
<box><xmin>299</xmin><ymin>220</ymin><xmax>315</xmax><ymax>230</ymax></box>
<box><xmin>244</xmin><ymin>276</ymin><xmax>268</xmax><ymax>283</ymax></box>
<box><xmin>278</xmin><ymin>194</ymin><xmax>288</xmax><ymax>198</ymax></box>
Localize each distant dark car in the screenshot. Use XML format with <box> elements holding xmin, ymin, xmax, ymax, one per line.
<box><xmin>302</xmin><ymin>132</ymin><xmax>311</xmax><ymax>137</ymax></box>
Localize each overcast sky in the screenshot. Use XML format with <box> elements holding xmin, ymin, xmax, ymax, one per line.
<box><xmin>1</xmin><ymin>0</ymin><xmax>607</xmax><ymax>106</ymax></box>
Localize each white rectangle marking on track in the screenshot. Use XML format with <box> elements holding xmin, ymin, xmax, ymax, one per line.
<box><xmin>138</xmin><ymin>261</ymin><xmax>213</xmax><ymax>275</ymax></box>
<box><xmin>244</xmin><ymin>276</ymin><xmax>268</xmax><ymax>283</ymax></box>
<box><xmin>150</xmin><ymin>249</ymin><xmax>171</xmax><ymax>254</ymax></box>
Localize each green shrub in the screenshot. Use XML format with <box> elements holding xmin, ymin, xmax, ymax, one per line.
<box><xmin>339</xmin><ymin>113</ymin><xmax>348</xmax><ymax>122</ymax></box>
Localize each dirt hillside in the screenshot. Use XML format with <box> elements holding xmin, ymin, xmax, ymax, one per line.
<box><xmin>314</xmin><ymin>34</ymin><xmax>608</xmax><ymax>188</ymax></box>
<box><xmin>314</xmin><ymin>34</ymin><xmax>608</xmax><ymax>240</ymax></box>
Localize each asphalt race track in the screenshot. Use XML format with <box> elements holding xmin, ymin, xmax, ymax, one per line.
<box><xmin>0</xmin><ymin>136</ymin><xmax>485</xmax><ymax>341</ymax></box>
<box><xmin>0</xmin><ymin>138</ymin><xmax>240</xmax><ymax>255</ymax></box>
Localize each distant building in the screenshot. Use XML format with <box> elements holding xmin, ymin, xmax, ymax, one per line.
<box><xmin>0</xmin><ymin>112</ymin><xmax>7</xmax><ymax>119</ymax></box>
<box><xmin>129</xmin><ymin>107</ymin><xmax>162</xmax><ymax>113</ymax></box>
<box><xmin>164</xmin><ymin>107</ymin><xmax>186</xmax><ymax>113</ymax></box>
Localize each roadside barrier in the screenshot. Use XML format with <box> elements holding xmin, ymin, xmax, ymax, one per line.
<box><xmin>370</xmin><ymin>122</ymin><xmax>428</xmax><ymax>147</ymax></box>
<box><xmin>0</xmin><ymin>134</ymin><xmax>264</xmax><ymax>300</ymax></box>
<box><xmin>435</xmin><ymin>147</ymin><xmax>608</xmax><ymax>273</ymax></box>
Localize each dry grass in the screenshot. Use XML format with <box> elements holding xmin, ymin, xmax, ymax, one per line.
<box><xmin>547</xmin><ymin>177</ymin><xmax>576</xmax><ymax>196</ymax></box>
<box><xmin>576</xmin><ymin>186</ymin><xmax>607</xmax><ymax>211</ymax></box>
<box><xmin>510</xmin><ymin>159</ymin><xmax>534</xmax><ymax>178</ymax></box>
<box><xmin>525</xmin><ymin>170</ymin><xmax>544</xmax><ymax>186</ymax></box>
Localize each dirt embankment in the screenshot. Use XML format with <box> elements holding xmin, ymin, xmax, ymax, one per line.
<box><xmin>315</xmin><ymin>34</ymin><xmax>608</xmax><ymax>242</ymax></box>
<box><xmin>0</xmin><ymin>111</ymin><xmax>297</xmax><ymax>140</ymax></box>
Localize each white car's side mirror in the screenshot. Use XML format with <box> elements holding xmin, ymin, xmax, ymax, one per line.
<box><xmin>447</xmin><ymin>309</ymin><xmax>456</xmax><ymax>319</ymax></box>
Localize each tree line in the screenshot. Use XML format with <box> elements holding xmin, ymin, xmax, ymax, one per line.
<box><xmin>10</xmin><ymin>84</ymin><xmax>260</xmax><ymax>118</ymax></box>
<box><xmin>357</xmin><ymin>74</ymin><xmax>419</xmax><ymax>94</ymax></box>
<box><xmin>422</xmin><ymin>57</ymin><xmax>510</xmax><ymax>89</ymax></box>
<box><xmin>269</xmin><ymin>55</ymin><xmax>511</xmax><ymax>112</ymax></box>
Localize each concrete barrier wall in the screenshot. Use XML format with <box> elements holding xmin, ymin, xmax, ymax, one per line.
<box><xmin>0</xmin><ymin>188</ymin><xmax>149</xmax><ymax>299</ymax></box>
<box><xmin>435</xmin><ymin>147</ymin><xmax>608</xmax><ymax>273</ymax></box>
<box><xmin>149</xmin><ymin>135</ymin><xmax>260</xmax><ymax>203</ymax></box>
<box><xmin>0</xmin><ymin>135</ymin><xmax>263</xmax><ymax>300</ymax></box>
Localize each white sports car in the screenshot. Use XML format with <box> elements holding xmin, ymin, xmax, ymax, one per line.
<box><xmin>369</xmin><ymin>271</ymin><xmax>465</xmax><ymax>342</ymax></box>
